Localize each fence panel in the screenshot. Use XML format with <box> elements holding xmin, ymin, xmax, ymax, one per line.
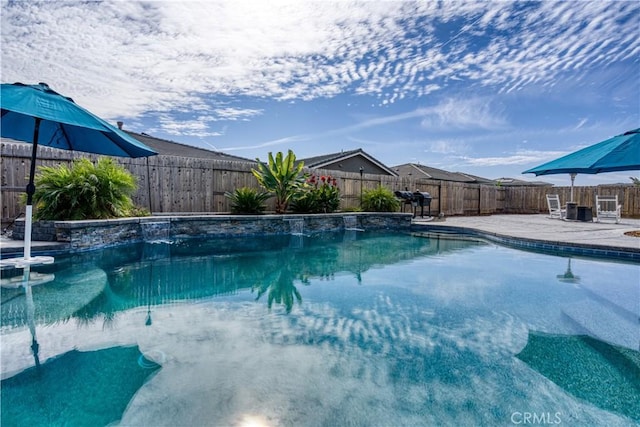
<box><xmin>2</xmin><ymin>141</ymin><xmax>639</xmax><ymax>223</ymax></box>
<box><xmin>463</xmin><ymin>185</ymin><xmax>479</xmax><ymax>215</ymax></box>
<box><xmin>479</xmin><ymin>185</ymin><xmax>497</xmax><ymax>214</ymax></box>
<box><xmin>439</xmin><ymin>182</ymin><xmax>465</xmax><ymax>216</ymax></box>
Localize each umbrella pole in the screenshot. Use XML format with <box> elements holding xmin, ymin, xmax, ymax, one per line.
<box><xmin>23</xmin><ymin>118</ymin><xmax>41</xmax><ymax>260</ymax></box>
<box><xmin>570</xmin><ymin>173</ymin><xmax>576</xmax><ymax>202</ymax></box>
<box><xmin>23</xmin><ymin>267</ymin><xmax>42</xmax><ymax>370</ymax></box>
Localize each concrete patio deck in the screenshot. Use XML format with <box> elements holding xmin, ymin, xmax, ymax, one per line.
<box><xmin>412</xmin><ymin>214</ymin><xmax>640</xmax><ymax>259</ymax></box>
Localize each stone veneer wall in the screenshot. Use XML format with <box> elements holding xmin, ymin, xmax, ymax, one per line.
<box><xmin>12</xmin><ymin>213</ymin><xmax>412</xmax><ymax>252</ymax></box>
<box><xmin>12</xmin><ymin>220</ymin><xmax>59</xmax><ymax>241</ymax></box>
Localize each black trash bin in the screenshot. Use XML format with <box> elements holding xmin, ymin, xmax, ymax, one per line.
<box><xmin>566</xmin><ymin>202</ymin><xmax>577</xmax><ymax>220</ymax></box>
<box><xmin>577</xmin><ymin>206</ymin><xmax>593</xmax><ymax>222</ymax></box>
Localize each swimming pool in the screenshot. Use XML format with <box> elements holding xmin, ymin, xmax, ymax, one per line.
<box><xmin>1</xmin><ymin>231</ymin><xmax>639</xmax><ymax>426</ymax></box>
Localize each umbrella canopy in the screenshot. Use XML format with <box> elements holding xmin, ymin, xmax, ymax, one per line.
<box><xmin>1</xmin><ymin>82</ymin><xmax>156</xmax><ymax>157</ymax></box>
<box><xmin>523</xmin><ymin>128</ymin><xmax>640</xmax><ymax>176</ymax></box>
<box><xmin>0</xmin><ymin>82</ymin><xmax>157</xmax><ymax>266</ymax></box>
<box><xmin>516</xmin><ymin>330</ymin><xmax>640</xmax><ymax>422</ymax></box>
<box><xmin>522</xmin><ymin>128</ymin><xmax>640</xmax><ymax>202</ymax></box>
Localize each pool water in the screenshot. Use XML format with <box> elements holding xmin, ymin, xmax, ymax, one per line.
<box><xmin>1</xmin><ymin>231</ymin><xmax>639</xmax><ymax>426</ymax></box>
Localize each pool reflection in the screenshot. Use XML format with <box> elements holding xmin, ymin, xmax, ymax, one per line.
<box><xmin>9</xmin><ymin>231</ymin><xmax>485</xmax><ymax>323</ymax></box>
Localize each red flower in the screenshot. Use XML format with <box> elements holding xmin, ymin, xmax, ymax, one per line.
<box><xmin>320</xmin><ymin>176</ymin><xmax>326</xmax><ymax>182</ymax></box>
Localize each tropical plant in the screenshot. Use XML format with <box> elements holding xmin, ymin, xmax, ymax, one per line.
<box><xmin>224</xmin><ymin>187</ymin><xmax>270</xmax><ymax>214</ymax></box>
<box><xmin>291</xmin><ymin>174</ymin><xmax>341</xmax><ymax>213</ymax></box>
<box><xmin>27</xmin><ymin>157</ymin><xmax>138</xmax><ymax>220</ymax></box>
<box><xmin>252</xmin><ymin>150</ymin><xmax>306</xmax><ymax>213</ymax></box>
<box><xmin>361</xmin><ymin>185</ymin><xmax>400</xmax><ymax>212</ymax></box>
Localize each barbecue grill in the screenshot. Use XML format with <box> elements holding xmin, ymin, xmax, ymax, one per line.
<box><xmin>394</xmin><ymin>190</ymin><xmax>432</xmax><ymax>218</ymax></box>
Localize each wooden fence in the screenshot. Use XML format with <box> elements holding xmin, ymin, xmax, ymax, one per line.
<box><xmin>2</xmin><ymin>142</ymin><xmax>639</xmax><ymax>223</ymax></box>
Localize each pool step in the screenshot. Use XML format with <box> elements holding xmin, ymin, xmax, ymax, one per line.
<box><xmin>579</xmin><ymin>280</ymin><xmax>639</xmax><ymax>321</ymax></box>
<box><xmin>562</xmin><ymin>299</ymin><xmax>639</xmax><ymax>351</ymax></box>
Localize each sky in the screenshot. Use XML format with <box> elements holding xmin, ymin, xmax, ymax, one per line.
<box><xmin>1</xmin><ymin>1</ymin><xmax>639</xmax><ymax>186</ymax></box>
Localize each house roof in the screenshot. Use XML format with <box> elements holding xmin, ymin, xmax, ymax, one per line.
<box><xmin>301</xmin><ymin>148</ymin><xmax>397</xmax><ymax>176</ymax></box>
<box><xmin>392</xmin><ymin>163</ymin><xmax>493</xmax><ymax>183</ymax></box>
<box><xmin>494</xmin><ymin>177</ymin><xmax>553</xmax><ymax>187</ymax></box>
<box><xmin>126</xmin><ymin>131</ymin><xmax>254</xmax><ymax>162</ymax></box>
<box><xmin>458</xmin><ymin>172</ymin><xmax>498</xmax><ymax>184</ymax></box>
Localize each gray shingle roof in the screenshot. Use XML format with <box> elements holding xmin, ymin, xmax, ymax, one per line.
<box><xmin>301</xmin><ymin>149</ymin><xmax>363</xmax><ymax>167</ymax></box>
<box><xmin>127</xmin><ymin>131</ymin><xmax>254</xmax><ymax>162</ymax></box>
<box><xmin>393</xmin><ymin>163</ymin><xmax>492</xmax><ymax>183</ymax></box>
<box><xmin>300</xmin><ymin>148</ymin><xmax>397</xmax><ymax>176</ymax></box>
<box><xmin>494</xmin><ymin>177</ymin><xmax>553</xmax><ymax>186</ymax></box>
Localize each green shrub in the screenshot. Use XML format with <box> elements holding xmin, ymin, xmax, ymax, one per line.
<box><xmin>291</xmin><ymin>175</ymin><xmax>341</xmax><ymax>213</ymax></box>
<box><xmin>28</xmin><ymin>157</ymin><xmax>138</xmax><ymax>220</ymax></box>
<box><xmin>361</xmin><ymin>185</ymin><xmax>400</xmax><ymax>212</ymax></box>
<box><xmin>225</xmin><ymin>187</ymin><xmax>270</xmax><ymax>214</ymax></box>
<box><xmin>289</xmin><ymin>191</ymin><xmax>318</xmax><ymax>213</ymax></box>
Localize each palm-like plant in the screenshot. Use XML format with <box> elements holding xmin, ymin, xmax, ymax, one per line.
<box><xmin>29</xmin><ymin>157</ymin><xmax>137</xmax><ymax>220</ymax></box>
<box><xmin>252</xmin><ymin>150</ymin><xmax>306</xmax><ymax>214</ymax></box>
<box><xmin>224</xmin><ymin>187</ymin><xmax>270</xmax><ymax>214</ymax></box>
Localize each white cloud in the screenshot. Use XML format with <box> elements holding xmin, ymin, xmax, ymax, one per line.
<box><xmin>2</xmin><ymin>0</ymin><xmax>637</xmax><ymax>123</ymax></box>
<box><xmin>225</xmin><ymin>106</ymin><xmax>436</xmax><ymax>152</ymax></box>
<box><xmin>460</xmin><ymin>149</ymin><xmax>568</xmax><ymax>167</ymax></box>
<box><xmin>574</xmin><ymin>118</ymin><xmax>589</xmax><ymax>130</ymax></box>
<box><xmin>221</xmin><ymin>135</ymin><xmax>309</xmax><ymax>152</ymax></box>
<box><xmin>420</xmin><ymin>97</ymin><xmax>508</xmax><ymax>131</ymax></box>
<box><xmin>428</xmin><ymin>139</ymin><xmax>470</xmax><ymax>155</ymax></box>
<box><xmin>157</xmin><ymin>115</ymin><xmax>224</xmax><ymax>138</ymax></box>
<box><xmin>211</xmin><ymin>108</ymin><xmax>263</xmax><ymax>121</ymax></box>
<box><xmin>314</xmin><ymin>96</ymin><xmax>506</xmax><ymax>138</ymax></box>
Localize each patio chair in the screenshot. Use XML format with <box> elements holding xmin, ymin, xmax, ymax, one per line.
<box><xmin>595</xmin><ymin>195</ymin><xmax>622</xmax><ymax>223</ymax></box>
<box><xmin>545</xmin><ymin>194</ymin><xmax>566</xmax><ymax>219</ymax></box>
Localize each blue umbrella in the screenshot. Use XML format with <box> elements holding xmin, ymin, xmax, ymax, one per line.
<box><xmin>523</xmin><ymin>128</ymin><xmax>640</xmax><ymax>201</ymax></box>
<box><xmin>1</xmin><ymin>82</ymin><xmax>157</xmax><ymax>266</ymax></box>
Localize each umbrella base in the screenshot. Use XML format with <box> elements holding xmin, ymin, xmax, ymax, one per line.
<box><xmin>0</xmin><ymin>256</ymin><xmax>54</xmax><ymax>270</ymax></box>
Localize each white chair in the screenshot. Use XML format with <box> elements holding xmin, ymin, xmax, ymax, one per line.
<box><xmin>546</xmin><ymin>194</ymin><xmax>566</xmax><ymax>219</ymax></box>
<box><xmin>595</xmin><ymin>195</ymin><xmax>622</xmax><ymax>223</ymax></box>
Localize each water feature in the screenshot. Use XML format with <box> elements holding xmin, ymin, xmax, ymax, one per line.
<box><xmin>285</xmin><ymin>217</ymin><xmax>305</xmax><ymax>236</ymax></box>
<box><xmin>141</xmin><ymin>221</ymin><xmax>171</xmax><ymax>242</ymax></box>
<box><xmin>343</xmin><ymin>215</ymin><xmax>364</xmax><ymax>231</ymax></box>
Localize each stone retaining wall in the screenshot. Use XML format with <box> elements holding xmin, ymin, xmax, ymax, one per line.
<box><xmin>12</xmin><ymin>213</ymin><xmax>412</xmax><ymax>252</ymax></box>
<box><xmin>11</xmin><ymin>220</ymin><xmax>58</xmax><ymax>241</ymax></box>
